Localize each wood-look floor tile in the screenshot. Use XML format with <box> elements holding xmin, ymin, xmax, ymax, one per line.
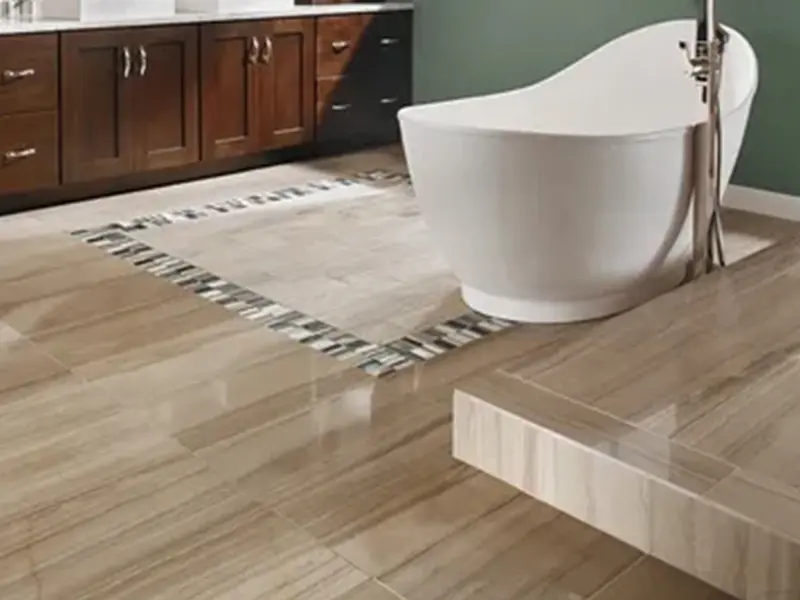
<box><xmin>2</xmin><ymin>271</ymin><xmax>185</xmax><ymax>338</ymax></box>
<box><xmin>704</xmin><ymin>469</ymin><xmax>800</xmax><ymax>544</ymax></box>
<box><xmin>31</xmin><ymin>296</ymin><xmax>231</xmax><ymax>369</ymax></box>
<box><xmin>265</xmin><ymin>387</ymin><xmax>518</xmax><ymax>576</ymax></box>
<box><xmin>181</xmin><ymin>376</ymin><xmax>523</xmax><ymax>578</ymax></box>
<box><xmin>330</xmin><ymin>471</ymin><xmax>518</xmax><ymax>577</ymax></box>
<box><xmin>379</xmin><ymin>322</ymin><xmax>593</xmax><ymax>398</ymax></box>
<box><xmin>0</xmin><ymin>239</ymin><xmax>134</xmax><ymax>306</ymax></box>
<box><xmin>148</xmin><ymin>364</ymin><xmax>368</xmax><ymax>439</ymax></box>
<box><xmin>0</xmin><ymin>235</ymin><xmax>106</xmax><ymax>282</ymax></box>
<box><xmin>664</xmin><ymin>350</ymin><xmax>800</xmax><ymax>488</ymax></box>
<box><xmin>457</xmin><ymin>372</ymin><xmax>734</xmax><ymax>494</ymax></box>
<box><xmin>593</xmin><ymin>558</ymin><xmax>734</xmax><ymax>599</ymax></box>
<box><xmin>0</xmin><ymin>336</ymin><xmax>71</xmax><ymax>407</ymax></box>
<box><xmin>501</xmin><ymin>237</ymin><xmax>800</xmax><ymax>434</ymax></box>
<box><xmin>0</xmin><ymin>321</ymin><xmax>22</xmax><ymax>344</ymax></box>
<box><xmin>29</xmin><ymin>295</ymin><xmax>290</xmax><ymax>394</ymax></box>
<box><xmin>0</xmin><ymin>379</ymin><xmax>368</xmax><ymax>599</ymax></box>
<box><xmin>181</xmin><ymin>378</ymin><xmax>454</xmax><ymax>511</ymax></box>
<box><xmin>380</xmin><ymin>495</ymin><xmax>640</xmax><ymax>600</ymax></box>
<box><xmin>723</xmin><ymin>208</ymin><xmax>800</xmax><ymax>266</ymax></box>
<box><xmin>335</xmin><ymin>580</ymin><xmax>403</xmax><ymax>600</ymax></box>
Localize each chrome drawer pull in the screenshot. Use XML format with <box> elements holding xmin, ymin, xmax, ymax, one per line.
<box><xmin>261</xmin><ymin>35</ymin><xmax>273</xmax><ymax>64</ymax></box>
<box><xmin>138</xmin><ymin>45</ymin><xmax>148</xmax><ymax>77</ymax></box>
<box><xmin>2</xmin><ymin>67</ymin><xmax>36</xmax><ymax>82</ymax></box>
<box><xmin>331</xmin><ymin>40</ymin><xmax>350</xmax><ymax>52</ymax></box>
<box><xmin>248</xmin><ymin>36</ymin><xmax>260</xmax><ymax>65</ymax></box>
<box><xmin>122</xmin><ymin>46</ymin><xmax>132</xmax><ymax>78</ymax></box>
<box><xmin>3</xmin><ymin>147</ymin><xmax>37</xmax><ymax>163</ymax></box>
<box><xmin>331</xmin><ymin>103</ymin><xmax>351</xmax><ymax>112</ymax></box>
<box><xmin>380</xmin><ymin>37</ymin><xmax>400</xmax><ymax>46</ymax></box>
<box><xmin>380</xmin><ymin>97</ymin><xmax>399</xmax><ymax>105</ymax></box>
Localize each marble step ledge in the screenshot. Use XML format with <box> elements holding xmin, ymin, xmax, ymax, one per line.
<box><xmin>452</xmin><ymin>372</ymin><xmax>800</xmax><ymax>600</ymax></box>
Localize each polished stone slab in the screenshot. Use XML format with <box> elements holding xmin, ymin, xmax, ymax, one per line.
<box><xmin>454</xmin><ymin>235</ymin><xmax>800</xmax><ymax>600</ymax></box>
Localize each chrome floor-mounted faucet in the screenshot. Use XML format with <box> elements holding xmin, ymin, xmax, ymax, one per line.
<box><xmin>680</xmin><ymin>0</ymin><xmax>729</xmax><ymax>279</ymax></box>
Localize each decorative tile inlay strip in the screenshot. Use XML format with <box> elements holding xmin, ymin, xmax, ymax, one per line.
<box><xmin>70</xmin><ymin>168</ymin><xmax>516</xmax><ymax>377</ymax></box>
<box><xmin>71</xmin><ymin>169</ymin><xmax>412</xmax><ymax>236</ymax></box>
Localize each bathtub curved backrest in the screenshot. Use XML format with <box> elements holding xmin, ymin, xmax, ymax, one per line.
<box><xmin>400</xmin><ymin>19</ymin><xmax>758</xmax><ymax>138</ymax></box>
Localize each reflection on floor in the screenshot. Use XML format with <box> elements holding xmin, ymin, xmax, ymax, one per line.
<box><xmin>0</xmin><ymin>146</ymin><xmax>797</xmax><ymax>598</ymax></box>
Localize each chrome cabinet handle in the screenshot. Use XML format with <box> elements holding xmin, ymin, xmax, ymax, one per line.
<box><xmin>380</xmin><ymin>37</ymin><xmax>400</xmax><ymax>46</ymax></box>
<box><xmin>2</xmin><ymin>68</ymin><xmax>35</xmax><ymax>83</ymax></box>
<box><xmin>122</xmin><ymin>46</ymin><xmax>132</xmax><ymax>78</ymax></box>
<box><xmin>331</xmin><ymin>40</ymin><xmax>350</xmax><ymax>52</ymax></box>
<box><xmin>138</xmin><ymin>45</ymin><xmax>148</xmax><ymax>77</ymax></box>
<box><xmin>331</xmin><ymin>103</ymin><xmax>351</xmax><ymax>112</ymax></box>
<box><xmin>261</xmin><ymin>35</ymin><xmax>273</xmax><ymax>64</ymax></box>
<box><xmin>3</xmin><ymin>147</ymin><xmax>37</xmax><ymax>163</ymax></box>
<box><xmin>380</xmin><ymin>97</ymin><xmax>399</xmax><ymax>105</ymax></box>
<box><xmin>248</xmin><ymin>36</ymin><xmax>260</xmax><ymax>64</ymax></box>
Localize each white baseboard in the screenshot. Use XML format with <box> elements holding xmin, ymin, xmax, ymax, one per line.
<box><xmin>724</xmin><ymin>184</ymin><xmax>800</xmax><ymax>222</ymax></box>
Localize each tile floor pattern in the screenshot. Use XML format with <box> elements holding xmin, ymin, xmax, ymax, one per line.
<box><xmin>0</xmin><ymin>232</ymin><xmax>741</xmax><ymax>599</ymax></box>
<box><xmin>454</xmin><ymin>228</ymin><xmax>800</xmax><ymax>599</ymax></box>
<box><xmin>0</xmin><ymin>147</ymin><xmax>798</xmax><ymax>598</ymax></box>
<box><xmin>68</xmin><ymin>164</ymin><xmax>514</xmax><ymax>377</ymax></box>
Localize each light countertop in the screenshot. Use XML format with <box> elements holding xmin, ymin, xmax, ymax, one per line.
<box><xmin>0</xmin><ymin>2</ymin><xmax>412</xmax><ymax>36</ymax></box>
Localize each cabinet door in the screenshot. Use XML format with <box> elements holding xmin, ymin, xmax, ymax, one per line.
<box><xmin>260</xmin><ymin>18</ymin><xmax>315</xmax><ymax>150</ymax></box>
<box><xmin>61</xmin><ymin>29</ymin><xmax>136</xmax><ymax>184</ymax></box>
<box><xmin>133</xmin><ymin>25</ymin><xmax>200</xmax><ymax>172</ymax></box>
<box><xmin>200</xmin><ymin>22</ymin><xmax>262</xmax><ymax>160</ymax></box>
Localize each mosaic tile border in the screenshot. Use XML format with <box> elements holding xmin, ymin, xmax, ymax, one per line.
<box><xmin>70</xmin><ymin>168</ymin><xmax>516</xmax><ymax>377</ymax></box>
<box><xmin>72</xmin><ymin>168</ymin><xmax>412</xmax><ymax>235</ymax></box>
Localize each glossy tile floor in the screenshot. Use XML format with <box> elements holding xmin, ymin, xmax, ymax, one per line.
<box><xmin>39</xmin><ymin>146</ymin><xmax>514</xmax><ymax>377</ymax></box>
<box><xmin>0</xmin><ymin>147</ymin><xmax>797</xmax><ymax>598</ymax></box>
<box><xmin>457</xmin><ymin>225</ymin><xmax>800</xmax><ymax>598</ymax></box>
<box><xmin>0</xmin><ymin>231</ymin><xmax>744</xmax><ymax>600</ymax></box>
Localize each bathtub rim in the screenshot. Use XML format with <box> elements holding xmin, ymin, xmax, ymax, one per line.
<box><xmin>399</xmin><ymin>21</ymin><xmax>758</xmax><ymax>143</ymax></box>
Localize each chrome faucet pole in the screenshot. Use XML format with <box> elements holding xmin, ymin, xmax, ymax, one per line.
<box><xmin>682</xmin><ymin>0</ymin><xmax>727</xmax><ymax>280</ymax></box>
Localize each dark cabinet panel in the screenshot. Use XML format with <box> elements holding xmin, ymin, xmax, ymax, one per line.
<box><xmin>201</xmin><ymin>17</ymin><xmax>315</xmax><ymax>159</ymax></box>
<box><xmin>262</xmin><ymin>18</ymin><xmax>315</xmax><ymax>149</ymax></box>
<box><xmin>201</xmin><ymin>21</ymin><xmax>262</xmax><ymax>160</ymax></box>
<box><xmin>0</xmin><ymin>111</ymin><xmax>59</xmax><ymax>194</ymax></box>
<box><xmin>61</xmin><ymin>26</ymin><xmax>200</xmax><ymax>183</ymax></box>
<box><xmin>134</xmin><ymin>26</ymin><xmax>200</xmax><ymax>172</ymax></box>
<box><xmin>0</xmin><ymin>34</ymin><xmax>58</xmax><ymax>116</ymax></box>
<box><xmin>61</xmin><ymin>29</ymin><xmax>136</xmax><ymax>184</ymax></box>
<box><xmin>315</xmin><ymin>11</ymin><xmax>412</xmax><ymax>146</ymax></box>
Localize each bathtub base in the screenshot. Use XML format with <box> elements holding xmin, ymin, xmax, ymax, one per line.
<box><xmin>462</xmin><ymin>266</ymin><xmax>688</xmax><ymax>324</ymax></box>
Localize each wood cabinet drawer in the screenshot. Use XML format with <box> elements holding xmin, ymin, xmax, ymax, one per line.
<box><xmin>316</xmin><ymin>76</ymin><xmax>406</xmax><ymax>144</ymax></box>
<box><xmin>316</xmin><ymin>12</ymin><xmax>412</xmax><ymax>79</ymax></box>
<box><xmin>316</xmin><ymin>14</ymin><xmax>372</xmax><ymax>78</ymax></box>
<box><xmin>0</xmin><ymin>34</ymin><xmax>58</xmax><ymax>116</ymax></box>
<box><xmin>0</xmin><ymin>111</ymin><xmax>59</xmax><ymax>194</ymax></box>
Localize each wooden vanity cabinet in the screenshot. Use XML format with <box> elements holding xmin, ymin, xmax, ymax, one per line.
<box><xmin>315</xmin><ymin>11</ymin><xmax>412</xmax><ymax>146</ymax></box>
<box><xmin>60</xmin><ymin>25</ymin><xmax>199</xmax><ymax>184</ymax></box>
<box><xmin>200</xmin><ymin>17</ymin><xmax>315</xmax><ymax>161</ymax></box>
<box><xmin>0</xmin><ymin>8</ymin><xmax>412</xmax><ymax>211</ymax></box>
<box><xmin>0</xmin><ymin>33</ymin><xmax>60</xmax><ymax>196</ymax></box>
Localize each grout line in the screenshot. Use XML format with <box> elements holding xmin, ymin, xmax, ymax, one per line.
<box><xmin>585</xmin><ymin>555</ymin><xmax>646</xmax><ymax>600</ymax></box>
<box><xmin>271</xmin><ymin>508</ymin><xmax>384</xmax><ymax>598</ymax></box>
<box><xmin>373</xmin><ymin>578</ymin><xmax>410</xmax><ymax>599</ymax></box>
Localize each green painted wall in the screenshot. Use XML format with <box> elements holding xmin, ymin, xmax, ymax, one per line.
<box><xmin>412</xmin><ymin>1</ymin><xmax>800</xmax><ymax>195</ymax></box>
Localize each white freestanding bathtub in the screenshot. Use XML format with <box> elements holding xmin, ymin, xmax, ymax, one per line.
<box><xmin>399</xmin><ymin>19</ymin><xmax>759</xmax><ymax>323</ymax></box>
